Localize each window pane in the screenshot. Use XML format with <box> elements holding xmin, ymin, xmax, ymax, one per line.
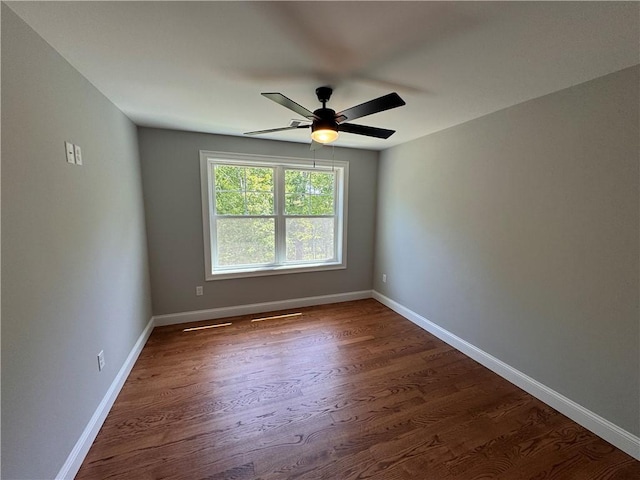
<box><xmin>285</xmin><ymin>193</ymin><xmax>308</xmax><ymax>215</ymax></box>
<box><xmin>214</xmin><ymin>165</ymin><xmax>243</xmax><ymax>191</ymax></box>
<box><xmin>309</xmin><ymin>195</ymin><xmax>334</xmax><ymax>215</ymax></box>
<box><xmin>285</xmin><ymin>170</ymin><xmax>308</xmax><ymax>195</ymax></box>
<box><xmin>246</xmin><ymin>167</ymin><xmax>274</xmax><ymax>192</ymax></box>
<box><xmin>215</xmin><ymin>191</ymin><xmax>244</xmax><ymax>215</ymax></box>
<box><xmin>246</xmin><ymin>192</ymin><xmax>274</xmax><ymax>215</ymax></box>
<box><xmin>217</xmin><ymin>218</ymin><xmax>275</xmax><ymax>266</ymax></box>
<box><xmin>286</xmin><ymin>218</ymin><xmax>334</xmax><ymax>262</ymax></box>
<box><xmin>214</xmin><ymin>165</ymin><xmax>274</xmax><ymax>215</ymax></box>
<box><xmin>285</xmin><ymin>169</ymin><xmax>335</xmax><ymax>216</ymax></box>
<box><xmin>309</xmin><ymin>171</ymin><xmax>334</xmax><ymax>195</ymax></box>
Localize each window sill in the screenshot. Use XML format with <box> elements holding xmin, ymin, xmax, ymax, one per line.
<box><xmin>206</xmin><ymin>262</ymin><xmax>346</xmax><ymax>281</ymax></box>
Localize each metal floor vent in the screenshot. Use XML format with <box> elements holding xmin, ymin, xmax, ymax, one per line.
<box><xmin>183</xmin><ymin>322</ymin><xmax>232</xmax><ymax>332</ymax></box>
<box><xmin>251</xmin><ymin>312</ymin><xmax>302</xmax><ymax>323</ymax></box>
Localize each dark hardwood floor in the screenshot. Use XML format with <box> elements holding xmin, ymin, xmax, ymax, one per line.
<box><xmin>75</xmin><ymin>299</ymin><xmax>639</xmax><ymax>479</ymax></box>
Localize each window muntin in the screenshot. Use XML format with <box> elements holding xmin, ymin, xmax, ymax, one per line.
<box><xmin>200</xmin><ymin>151</ymin><xmax>348</xmax><ymax>280</ymax></box>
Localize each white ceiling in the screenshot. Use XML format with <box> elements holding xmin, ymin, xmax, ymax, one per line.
<box><xmin>7</xmin><ymin>1</ymin><xmax>639</xmax><ymax>150</ymax></box>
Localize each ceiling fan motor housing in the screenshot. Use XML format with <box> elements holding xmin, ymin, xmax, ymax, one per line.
<box><xmin>312</xmin><ymin>108</ymin><xmax>338</xmax><ymax>132</ymax></box>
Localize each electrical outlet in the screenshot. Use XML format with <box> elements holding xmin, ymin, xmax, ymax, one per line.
<box><xmin>65</xmin><ymin>141</ymin><xmax>75</xmax><ymax>164</ymax></box>
<box><xmin>74</xmin><ymin>144</ymin><xmax>83</xmax><ymax>165</ymax></box>
<box><xmin>97</xmin><ymin>350</ymin><xmax>105</xmax><ymax>371</ymax></box>
<box><xmin>196</xmin><ymin>286</ymin><xmax>203</xmax><ymax>296</ymax></box>
<box><xmin>382</xmin><ymin>274</ymin><xmax>387</xmax><ymax>283</ymax></box>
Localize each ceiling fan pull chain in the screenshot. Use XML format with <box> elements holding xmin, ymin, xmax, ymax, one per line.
<box><xmin>332</xmin><ymin>145</ymin><xmax>335</xmax><ymax>171</ymax></box>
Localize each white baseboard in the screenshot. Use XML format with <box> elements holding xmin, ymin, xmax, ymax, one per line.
<box><xmin>153</xmin><ymin>290</ymin><xmax>373</xmax><ymax>327</ymax></box>
<box><xmin>56</xmin><ymin>317</ymin><xmax>155</xmax><ymax>480</ymax></box>
<box><xmin>372</xmin><ymin>291</ymin><xmax>640</xmax><ymax>460</ymax></box>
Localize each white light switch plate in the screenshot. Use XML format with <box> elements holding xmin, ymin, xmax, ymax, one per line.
<box><xmin>65</xmin><ymin>141</ymin><xmax>75</xmax><ymax>164</ymax></box>
<box><xmin>97</xmin><ymin>350</ymin><xmax>105</xmax><ymax>371</ymax></box>
<box><xmin>74</xmin><ymin>145</ymin><xmax>83</xmax><ymax>165</ymax></box>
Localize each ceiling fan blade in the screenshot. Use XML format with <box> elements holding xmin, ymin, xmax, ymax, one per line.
<box><xmin>244</xmin><ymin>125</ymin><xmax>310</xmax><ymax>135</ymax></box>
<box><xmin>338</xmin><ymin>123</ymin><xmax>396</xmax><ymax>139</ymax></box>
<box><xmin>289</xmin><ymin>119</ymin><xmax>312</xmax><ymax>127</ymax></box>
<box><xmin>335</xmin><ymin>92</ymin><xmax>406</xmax><ymax>123</ymax></box>
<box><xmin>262</xmin><ymin>93</ymin><xmax>319</xmax><ymax>120</ymax></box>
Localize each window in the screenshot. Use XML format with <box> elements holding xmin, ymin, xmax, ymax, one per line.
<box><xmin>200</xmin><ymin>151</ymin><xmax>348</xmax><ymax>280</ymax></box>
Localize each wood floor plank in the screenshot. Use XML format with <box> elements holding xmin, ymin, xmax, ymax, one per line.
<box><xmin>75</xmin><ymin>299</ymin><xmax>639</xmax><ymax>479</ymax></box>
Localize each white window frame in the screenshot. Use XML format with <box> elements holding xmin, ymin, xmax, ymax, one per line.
<box><xmin>200</xmin><ymin>150</ymin><xmax>348</xmax><ymax>280</ymax></box>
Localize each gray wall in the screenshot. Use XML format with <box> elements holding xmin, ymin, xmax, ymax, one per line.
<box><xmin>374</xmin><ymin>66</ymin><xmax>640</xmax><ymax>436</ymax></box>
<box><xmin>138</xmin><ymin>128</ymin><xmax>378</xmax><ymax>315</ymax></box>
<box><xmin>1</xmin><ymin>6</ymin><xmax>153</xmax><ymax>479</ymax></box>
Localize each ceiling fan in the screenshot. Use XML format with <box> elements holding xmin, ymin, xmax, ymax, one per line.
<box><xmin>245</xmin><ymin>86</ymin><xmax>406</xmax><ymax>148</ymax></box>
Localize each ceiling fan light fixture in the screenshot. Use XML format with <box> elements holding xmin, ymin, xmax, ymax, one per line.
<box><xmin>311</xmin><ymin>114</ymin><xmax>339</xmax><ymax>144</ymax></box>
<box><xmin>311</xmin><ymin>128</ymin><xmax>339</xmax><ymax>144</ymax></box>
